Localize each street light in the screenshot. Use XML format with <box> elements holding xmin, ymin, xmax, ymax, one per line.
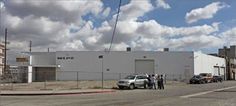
<box><xmin>98</xmin><ymin>55</ymin><xmax>104</xmax><ymax>89</ymax></box>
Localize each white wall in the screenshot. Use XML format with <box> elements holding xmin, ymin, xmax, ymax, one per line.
<box><xmin>31</xmin><ymin>52</ymin><xmax>56</xmax><ymax>66</ymax></box>
<box><xmin>194</xmin><ymin>52</ymin><xmax>225</xmax><ymax>76</ymax></box>
<box><xmin>56</xmin><ymin>51</ymin><xmax>134</xmax><ymax>80</ymax></box>
<box><xmin>55</xmin><ymin>51</ymin><xmax>194</xmax><ymax>81</ymax></box>
<box><xmin>155</xmin><ymin>52</ymin><xmax>194</xmax><ymax>80</ymax></box>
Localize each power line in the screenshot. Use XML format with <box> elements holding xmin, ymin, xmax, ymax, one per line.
<box><xmin>108</xmin><ymin>0</ymin><xmax>122</xmax><ymax>52</ymax></box>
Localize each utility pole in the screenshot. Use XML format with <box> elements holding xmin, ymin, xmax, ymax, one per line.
<box><xmin>224</xmin><ymin>46</ymin><xmax>229</xmax><ymax>80</ymax></box>
<box><xmin>29</xmin><ymin>40</ymin><xmax>32</xmax><ymax>52</ymax></box>
<box><xmin>4</xmin><ymin>28</ymin><xmax>7</xmax><ymax>75</ymax></box>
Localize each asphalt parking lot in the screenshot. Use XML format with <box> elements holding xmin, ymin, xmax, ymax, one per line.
<box><xmin>1</xmin><ymin>81</ymin><xmax>236</xmax><ymax>106</ymax></box>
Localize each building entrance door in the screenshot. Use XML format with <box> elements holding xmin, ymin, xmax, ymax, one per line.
<box><xmin>35</xmin><ymin>67</ymin><xmax>56</xmax><ymax>81</ymax></box>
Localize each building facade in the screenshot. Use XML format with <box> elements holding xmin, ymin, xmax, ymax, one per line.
<box><xmin>0</xmin><ymin>43</ymin><xmax>5</xmax><ymax>75</ymax></box>
<box><xmin>219</xmin><ymin>46</ymin><xmax>236</xmax><ymax>80</ymax></box>
<box><xmin>26</xmin><ymin>51</ymin><xmax>226</xmax><ymax>83</ymax></box>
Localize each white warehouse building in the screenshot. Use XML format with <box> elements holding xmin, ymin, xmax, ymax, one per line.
<box><xmin>26</xmin><ymin>51</ymin><xmax>226</xmax><ymax>83</ymax></box>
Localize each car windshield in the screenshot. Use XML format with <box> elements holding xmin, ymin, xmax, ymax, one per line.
<box><xmin>193</xmin><ymin>75</ymin><xmax>200</xmax><ymax>78</ymax></box>
<box><xmin>124</xmin><ymin>75</ymin><xmax>135</xmax><ymax>79</ymax></box>
<box><xmin>199</xmin><ymin>73</ymin><xmax>207</xmax><ymax>76</ymax></box>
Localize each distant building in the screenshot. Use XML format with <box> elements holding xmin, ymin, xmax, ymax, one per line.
<box><xmin>9</xmin><ymin>66</ymin><xmax>28</xmax><ymax>83</ymax></box>
<box><xmin>218</xmin><ymin>46</ymin><xmax>236</xmax><ymax>80</ymax></box>
<box><xmin>0</xmin><ymin>43</ymin><xmax>4</xmax><ymax>75</ymax></box>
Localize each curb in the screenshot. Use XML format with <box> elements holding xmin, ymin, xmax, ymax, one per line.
<box><xmin>0</xmin><ymin>90</ymin><xmax>116</xmax><ymax>96</ymax></box>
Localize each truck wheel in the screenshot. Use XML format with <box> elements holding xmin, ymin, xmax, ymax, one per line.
<box><xmin>129</xmin><ymin>84</ymin><xmax>135</xmax><ymax>90</ymax></box>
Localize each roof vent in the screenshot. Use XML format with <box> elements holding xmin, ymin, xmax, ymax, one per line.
<box><xmin>127</xmin><ymin>47</ymin><xmax>131</xmax><ymax>52</ymax></box>
<box><xmin>164</xmin><ymin>48</ymin><xmax>169</xmax><ymax>52</ymax></box>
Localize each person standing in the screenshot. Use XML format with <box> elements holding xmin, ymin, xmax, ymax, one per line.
<box><xmin>151</xmin><ymin>74</ymin><xmax>157</xmax><ymax>89</ymax></box>
<box><xmin>147</xmin><ymin>75</ymin><xmax>151</xmax><ymax>89</ymax></box>
<box><xmin>160</xmin><ymin>75</ymin><xmax>164</xmax><ymax>90</ymax></box>
<box><xmin>157</xmin><ymin>75</ymin><xmax>161</xmax><ymax>90</ymax></box>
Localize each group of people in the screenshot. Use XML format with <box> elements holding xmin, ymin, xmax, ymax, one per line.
<box><xmin>147</xmin><ymin>74</ymin><xmax>164</xmax><ymax>90</ymax></box>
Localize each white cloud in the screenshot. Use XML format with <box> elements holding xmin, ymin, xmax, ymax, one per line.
<box><xmin>136</xmin><ymin>20</ymin><xmax>219</xmax><ymax>38</ymax></box>
<box><xmin>220</xmin><ymin>27</ymin><xmax>236</xmax><ymax>45</ymax></box>
<box><xmin>4</xmin><ymin>0</ymin><xmax>104</xmax><ymax>24</ymax></box>
<box><xmin>119</xmin><ymin>0</ymin><xmax>154</xmax><ymax>21</ymax></box>
<box><xmin>0</xmin><ymin>1</ymin><xmax>4</xmax><ymax>9</ymax></box>
<box><xmin>185</xmin><ymin>2</ymin><xmax>229</xmax><ymax>24</ymax></box>
<box><xmin>63</xmin><ymin>40</ymin><xmax>85</xmax><ymax>51</ymax></box>
<box><xmin>102</xmin><ymin>7</ymin><xmax>111</xmax><ymax>18</ymax></box>
<box><xmin>156</xmin><ymin>0</ymin><xmax>171</xmax><ymax>9</ymax></box>
<box><xmin>167</xmin><ymin>35</ymin><xmax>223</xmax><ymax>50</ymax></box>
<box><xmin>113</xmin><ymin>42</ymin><xmax>129</xmax><ymax>51</ymax></box>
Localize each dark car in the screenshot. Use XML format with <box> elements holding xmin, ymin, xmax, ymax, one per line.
<box><xmin>189</xmin><ymin>75</ymin><xmax>206</xmax><ymax>84</ymax></box>
<box><xmin>212</xmin><ymin>76</ymin><xmax>223</xmax><ymax>83</ymax></box>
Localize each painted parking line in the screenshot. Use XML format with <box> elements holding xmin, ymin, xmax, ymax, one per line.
<box><xmin>180</xmin><ymin>86</ymin><xmax>236</xmax><ymax>98</ymax></box>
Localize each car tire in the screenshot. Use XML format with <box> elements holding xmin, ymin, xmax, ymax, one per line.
<box><xmin>219</xmin><ymin>80</ymin><xmax>222</xmax><ymax>83</ymax></box>
<box><xmin>144</xmin><ymin>82</ymin><xmax>148</xmax><ymax>89</ymax></box>
<box><xmin>129</xmin><ymin>84</ymin><xmax>135</xmax><ymax>90</ymax></box>
<box><xmin>202</xmin><ymin>80</ymin><xmax>206</xmax><ymax>84</ymax></box>
<box><xmin>119</xmin><ymin>86</ymin><xmax>124</xmax><ymax>89</ymax></box>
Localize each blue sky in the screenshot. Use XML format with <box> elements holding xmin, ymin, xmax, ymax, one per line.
<box><xmin>104</xmin><ymin>0</ymin><xmax>235</xmax><ymax>28</ymax></box>
<box><xmin>81</xmin><ymin>0</ymin><xmax>236</xmax><ymax>46</ymax></box>
<box><xmin>1</xmin><ymin>0</ymin><xmax>236</xmax><ymax>61</ymax></box>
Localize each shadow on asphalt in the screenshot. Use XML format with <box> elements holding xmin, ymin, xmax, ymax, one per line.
<box><xmin>112</xmin><ymin>87</ymin><xmax>152</xmax><ymax>90</ymax></box>
<box><xmin>190</xmin><ymin>96</ymin><xmax>226</xmax><ymax>99</ymax></box>
<box><xmin>215</xmin><ymin>90</ymin><xmax>236</xmax><ymax>92</ymax></box>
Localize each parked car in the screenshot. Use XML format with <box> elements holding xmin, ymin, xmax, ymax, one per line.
<box><xmin>117</xmin><ymin>74</ymin><xmax>149</xmax><ymax>89</ymax></box>
<box><xmin>189</xmin><ymin>75</ymin><xmax>207</xmax><ymax>84</ymax></box>
<box><xmin>199</xmin><ymin>73</ymin><xmax>213</xmax><ymax>83</ymax></box>
<box><xmin>212</xmin><ymin>76</ymin><xmax>223</xmax><ymax>82</ymax></box>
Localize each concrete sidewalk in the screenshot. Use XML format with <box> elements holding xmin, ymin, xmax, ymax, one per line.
<box><xmin>0</xmin><ymin>89</ymin><xmax>116</xmax><ymax>96</ymax></box>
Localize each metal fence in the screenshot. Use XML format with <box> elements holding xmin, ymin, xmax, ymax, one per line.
<box><xmin>0</xmin><ymin>70</ymin><xmax>187</xmax><ymax>91</ymax></box>
<box><xmin>56</xmin><ymin>71</ymin><xmax>133</xmax><ymax>81</ymax></box>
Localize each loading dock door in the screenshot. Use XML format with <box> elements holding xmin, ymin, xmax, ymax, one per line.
<box><xmin>220</xmin><ymin>67</ymin><xmax>226</xmax><ymax>80</ymax></box>
<box><xmin>35</xmin><ymin>67</ymin><xmax>56</xmax><ymax>82</ymax></box>
<box><xmin>135</xmin><ymin>60</ymin><xmax>154</xmax><ymax>75</ymax></box>
<box><xmin>214</xmin><ymin>66</ymin><xmax>219</xmax><ymax>76</ymax></box>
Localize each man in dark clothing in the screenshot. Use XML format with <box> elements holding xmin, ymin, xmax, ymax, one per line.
<box><xmin>160</xmin><ymin>75</ymin><xmax>164</xmax><ymax>90</ymax></box>
<box><xmin>157</xmin><ymin>75</ymin><xmax>161</xmax><ymax>90</ymax></box>
<box><xmin>147</xmin><ymin>75</ymin><xmax>152</xmax><ymax>89</ymax></box>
